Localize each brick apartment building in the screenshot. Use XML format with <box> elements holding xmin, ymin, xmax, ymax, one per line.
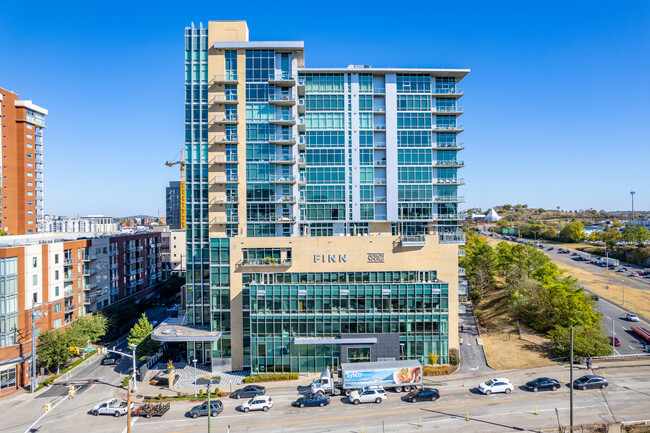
<box><xmin>0</xmin><ymin>231</ymin><xmax>162</xmax><ymax>397</ymax></box>
<box><xmin>0</xmin><ymin>88</ymin><xmax>48</xmax><ymax>235</ymax></box>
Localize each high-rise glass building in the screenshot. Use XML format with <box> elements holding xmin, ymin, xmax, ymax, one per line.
<box><xmin>153</xmin><ymin>21</ymin><xmax>468</xmax><ymax>373</ymax></box>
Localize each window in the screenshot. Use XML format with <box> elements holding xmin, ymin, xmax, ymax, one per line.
<box><xmin>55</xmin><ymin>270</ymin><xmax>59</xmax><ymax>280</ymax></box>
<box><xmin>32</xmin><ymin>275</ymin><xmax>38</xmax><ymax>286</ymax></box>
<box><xmin>0</xmin><ymin>367</ymin><xmax>16</xmax><ymax>390</ymax></box>
<box><xmin>32</xmin><ymin>257</ymin><xmax>37</xmax><ymax>268</ymax></box>
<box><xmin>54</xmin><ymin>254</ymin><xmax>59</xmax><ymax>264</ymax></box>
<box><xmin>53</xmin><ymin>318</ymin><xmax>62</xmax><ymax>329</ymax></box>
<box><xmin>53</xmin><ymin>302</ymin><xmax>61</xmax><ymax>313</ymax></box>
<box><xmin>348</xmin><ymin>347</ymin><xmax>371</xmax><ymax>362</ymax></box>
<box><xmin>397</xmin><ymin>75</ymin><xmax>431</xmax><ymax>93</ymax></box>
<box><xmin>26</xmin><ymin>134</ymin><xmax>33</xmax><ymax>139</ymax></box>
<box><xmin>27</xmin><ymin>162</ymin><xmax>33</xmax><ymax>168</ymax></box>
<box><xmin>55</xmin><ymin>286</ymin><xmax>59</xmax><ymax>297</ymax></box>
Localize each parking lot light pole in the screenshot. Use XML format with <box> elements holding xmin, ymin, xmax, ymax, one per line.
<box><xmin>612</xmin><ymin>318</ymin><xmax>615</xmax><ymax>354</ymax></box>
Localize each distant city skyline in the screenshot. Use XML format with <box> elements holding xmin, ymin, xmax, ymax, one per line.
<box><xmin>1</xmin><ymin>1</ymin><xmax>648</xmax><ymax>215</ymax></box>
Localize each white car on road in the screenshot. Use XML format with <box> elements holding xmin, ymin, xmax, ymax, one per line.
<box><xmin>626</xmin><ymin>312</ymin><xmax>640</xmax><ymax>322</ymax></box>
<box><xmin>348</xmin><ymin>386</ymin><xmax>388</xmax><ymax>404</ymax></box>
<box><xmin>478</xmin><ymin>378</ymin><xmax>514</xmax><ymax>395</ymax></box>
<box><xmin>240</xmin><ymin>395</ymin><xmax>273</xmax><ymax>412</ymax></box>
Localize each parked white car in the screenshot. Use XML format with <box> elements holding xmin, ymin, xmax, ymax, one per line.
<box><xmin>240</xmin><ymin>395</ymin><xmax>273</xmax><ymax>412</ymax></box>
<box><xmin>348</xmin><ymin>386</ymin><xmax>387</xmax><ymax>404</ymax></box>
<box><xmin>478</xmin><ymin>378</ymin><xmax>513</xmax><ymax>395</ymax></box>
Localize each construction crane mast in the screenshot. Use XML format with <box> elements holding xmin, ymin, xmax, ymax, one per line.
<box><xmin>165</xmin><ymin>149</ymin><xmax>186</xmax><ymax>229</ymax></box>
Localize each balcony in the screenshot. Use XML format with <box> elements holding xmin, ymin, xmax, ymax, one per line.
<box><xmin>297</xmin><ymin>98</ymin><xmax>305</xmax><ymax>114</ymax></box>
<box><xmin>436</xmin><ymin>213</ymin><xmax>467</xmax><ymax>221</ymax></box>
<box><xmin>64</xmin><ymin>303</ymin><xmax>75</xmax><ymax>313</ymax></box>
<box><xmin>374</xmin><ymin>142</ymin><xmax>387</xmax><ymax>149</ymax></box>
<box><xmin>271</xmin><ymin>195</ymin><xmax>296</xmax><ymax>204</ymax></box>
<box><xmin>210</xmin><ymin>195</ymin><xmax>238</xmax><ymax>204</ymax></box>
<box><xmin>268</xmin><ymin>74</ymin><xmax>295</xmax><ymax>86</ymax></box>
<box><xmin>297</xmin><ymin>156</ymin><xmax>306</xmax><ymax>168</ymax></box>
<box><xmin>433</xmin><ymin>106</ymin><xmax>464</xmax><ymax>114</ymax></box>
<box><xmin>439</xmin><ymin>232</ymin><xmax>466</xmax><ymax>244</ymax></box>
<box><xmin>268</xmin><ymin>94</ymin><xmax>295</xmax><ymax>106</ymax></box>
<box><xmin>433</xmin><ymin>87</ymin><xmax>463</xmax><ymax>97</ymax></box>
<box><xmin>459</xmin><ymin>267</ymin><xmax>466</xmax><ymax>277</ymax></box>
<box><xmin>432</xmin><ymin>124</ymin><xmax>464</xmax><ymax>132</ymax></box>
<box><xmin>211</xmin><ymin>155</ymin><xmax>239</xmax><ymax>164</ymax></box>
<box><xmin>270</xmin><ymin>155</ymin><xmax>295</xmax><ymax>164</ymax></box>
<box><xmin>241</xmin><ymin>258</ymin><xmax>292</xmax><ymax>267</ymax></box>
<box><xmin>297</xmin><ymin>117</ymin><xmax>306</xmax><ymax>132</ymax></box>
<box><xmin>373</xmin><ymin>160</ymin><xmax>387</xmax><ymax>166</ymax></box>
<box><xmin>64</xmin><ymin>287</ymin><xmax>74</xmax><ymax>297</ymax></box>
<box><xmin>212</xmin><ymin>215</ymin><xmax>239</xmax><ymax>224</ymax></box>
<box><xmin>297</xmin><ymin>136</ymin><xmax>306</xmax><ymax>150</ymax></box>
<box><xmin>375</xmin><ymin>198</ymin><xmax>387</xmax><ymax>203</ymax></box>
<box><xmin>210</xmin><ymin>175</ymin><xmax>239</xmax><ymax>184</ymax></box>
<box><xmin>400</xmin><ymin>235</ymin><xmax>427</xmax><ymax>247</ymax></box>
<box><xmin>433</xmin><ymin>196</ymin><xmax>465</xmax><ymax>203</ymax></box>
<box><xmin>298</xmin><ymin>175</ymin><xmax>306</xmax><ymax>185</ymax></box>
<box><xmin>297</xmin><ymin>78</ymin><xmax>305</xmax><ymax>95</ymax></box>
<box><xmin>64</xmin><ymin>272</ymin><xmax>75</xmax><ymax>282</ymax></box>
<box><xmin>210</xmin><ymin>114</ymin><xmax>238</xmax><ymax>125</ymax></box>
<box><xmin>373</xmin><ymin>106</ymin><xmax>386</xmax><ymax>114</ymax></box>
<box><xmin>433</xmin><ymin>142</ymin><xmax>464</xmax><ymax>150</ymax></box>
<box><xmin>63</xmin><ymin>257</ymin><xmax>75</xmax><ymax>266</ymax></box>
<box><xmin>433</xmin><ymin>178</ymin><xmax>465</xmax><ymax>185</ymax></box>
<box><xmin>269</xmin><ymin>115</ymin><xmax>296</xmax><ymax>126</ymax></box>
<box><xmin>211</xmin><ymin>95</ymin><xmax>238</xmax><ymax>105</ymax></box>
<box><xmin>458</xmin><ymin>249</ymin><xmax>466</xmax><ymax>257</ymax></box>
<box><xmin>374</xmin><ymin>178</ymin><xmax>387</xmax><ymax>185</ymax></box>
<box><xmin>211</xmin><ymin>74</ymin><xmax>238</xmax><ymax>85</ymax></box>
<box><xmin>269</xmin><ymin>135</ymin><xmax>296</xmax><ymax>145</ymax></box>
<box><xmin>269</xmin><ymin>175</ymin><xmax>296</xmax><ymax>184</ymax></box>
<box><xmin>210</xmin><ymin>135</ymin><xmax>239</xmax><ymax>145</ymax></box>
<box><xmin>373</xmin><ymin>124</ymin><xmax>387</xmax><ymax>132</ymax></box>
<box><xmin>82</xmin><ymin>268</ymin><xmax>91</xmax><ymax>276</ymax></box>
<box><xmin>434</xmin><ymin>160</ymin><xmax>465</xmax><ymax>168</ymax></box>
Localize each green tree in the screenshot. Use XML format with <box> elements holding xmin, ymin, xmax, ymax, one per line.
<box><xmin>72</xmin><ymin>315</ymin><xmax>108</xmax><ymax>343</ymax></box>
<box><xmin>496</xmin><ymin>219</ymin><xmax>509</xmax><ymax>230</ymax></box>
<box><xmin>540</xmin><ymin>227</ymin><xmax>558</xmax><ymax>240</ymax></box>
<box><xmin>127</xmin><ymin>313</ymin><xmax>160</xmax><ymax>360</ymax></box>
<box><xmin>559</xmin><ymin>221</ymin><xmax>585</xmax><ymax>243</ymax></box>
<box><xmin>598</xmin><ymin>229</ymin><xmax>622</xmax><ymax>249</ymax></box>
<box><xmin>622</xmin><ymin>224</ymin><xmax>650</xmax><ymax>244</ymax></box>
<box><xmin>548</xmin><ymin>325</ymin><xmax>613</xmax><ymax>358</ymax></box>
<box><xmin>37</xmin><ymin>330</ymin><xmax>71</xmax><ymax>374</ymax></box>
<box><xmin>461</xmin><ymin>233</ymin><xmax>497</xmax><ymax>303</ymax></box>
<box><xmin>611</xmin><ymin>219</ymin><xmax>623</xmax><ymax>228</ymax></box>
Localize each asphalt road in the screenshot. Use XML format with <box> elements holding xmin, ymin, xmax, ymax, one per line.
<box><xmin>7</xmin><ymin>363</ymin><xmax>650</xmax><ymax>433</ymax></box>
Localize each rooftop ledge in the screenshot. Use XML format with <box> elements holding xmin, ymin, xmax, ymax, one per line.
<box><xmin>213</xmin><ymin>41</ymin><xmax>304</xmax><ymax>49</ymax></box>
<box><xmin>151</xmin><ymin>319</ymin><xmax>222</xmax><ymax>342</ymax></box>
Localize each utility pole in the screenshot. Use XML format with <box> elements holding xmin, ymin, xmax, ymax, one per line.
<box><xmin>126</xmin><ymin>378</ymin><xmax>132</xmax><ymax>433</ymax></box>
<box><xmin>622</xmin><ymin>280</ymin><xmax>626</xmax><ymax>306</ymax></box>
<box><xmin>630</xmin><ymin>191</ymin><xmax>636</xmax><ymax>224</ymax></box>
<box><xmin>570</xmin><ymin>327</ymin><xmax>574</xmax><ymax>432</ymax></box>
<box><xmin>612</xmin><ymin>318</ymin><xmax>615</xmax><ymax>354</ymax></box>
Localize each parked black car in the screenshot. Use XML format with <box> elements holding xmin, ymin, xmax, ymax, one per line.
<box><xmin>524</xmin><ymin>377</ymin><xmax>560</xmax><ymax>392</ymax></box>
<box><xmin>293</xmin><ymin>393</ymin><xmax>330</xmax><ymax>408</ymax></box>
<box><xmin>405</xmin><ymin>387</ymin><xmax>440</xmax><ymax>402</ymax></box>
<box><xmin>573</xmin><ymin>375</ymin><xmax>608</xmax><ymax>390</ymax></box>
<box><xmin>101</xmin><ymin>353</ymin><xmax>122</xmax><ymax>365</ymax></box>
<box><xmin>230</xmin><ymin>385</ymin><xmax>266</xmax><ymax>399</ymax></box>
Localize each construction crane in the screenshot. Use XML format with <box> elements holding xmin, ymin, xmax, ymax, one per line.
<box><xmin>165</xmin><ymin>149</ymin><xmax>186</xmax><ymax>229</ymax></box>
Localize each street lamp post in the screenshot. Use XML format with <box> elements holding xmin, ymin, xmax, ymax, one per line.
<box><xmin>612</xmin><ymin>318</ymin><xmax>615</xmax><ymax>354</ymax></box>
<box><xmin>129</xmin><ymin>343</ymin><xmax>138</xmax><ymax>392</ymax></box>
<box><xmin>30</xmin><ymin>302</ymin><xmax>52</xmax><ymax>393</ymax></box>
<box><xmin>192</xmin><ymin>359</ymin><xmax>198</xmax><ymax>397</ymax></box>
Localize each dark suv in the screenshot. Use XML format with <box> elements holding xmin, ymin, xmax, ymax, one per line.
<box><xmin>190</xmin><ymin>400</ymin><xmax>223</xmax><ymax>418</ymax></box>
<box><xmin>101</xmin><ymin>353</ymin><xmax>122</xmax><ymax>365</ymax></box>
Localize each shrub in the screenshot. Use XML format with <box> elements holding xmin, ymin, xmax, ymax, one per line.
<box><xmin>423</xmin><ymin>365</ymin><xmax>453</xmax><ymax>376</ymax></box>
<box><xmin>243</xmin><ymin>373</ymin><xmax>299</xmax><ymax>383</ymax></box>
<box><xmin>449</xmin><ymin>348</ymin><xmax>459</xmax><ymax>366</ymax></box>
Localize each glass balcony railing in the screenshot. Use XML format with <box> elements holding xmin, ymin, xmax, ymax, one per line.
<box><xmin>433</xmin><ymin>87</ymin><xmax>463</xmax><ymax>95</ymax></box>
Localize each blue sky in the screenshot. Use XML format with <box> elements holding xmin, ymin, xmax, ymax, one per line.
<box><xmin>1</xmin><ymin>1</ymin><xmax>648</xmax><ymax>216</ymax></box>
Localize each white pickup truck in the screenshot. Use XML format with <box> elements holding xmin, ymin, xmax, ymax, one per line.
<box><xmin>91</xmin><ymin>398</ymin><xmax>133</xmax><ymax>417</ymax></box>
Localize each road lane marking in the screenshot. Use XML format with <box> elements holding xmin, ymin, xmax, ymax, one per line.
<box><xmin>161</xmin><ymin>391</ymin><xmax>604</xmax><ymax>433</ymax></box>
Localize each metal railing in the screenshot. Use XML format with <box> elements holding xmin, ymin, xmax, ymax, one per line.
<box><xmin>434</xmin><ymin>196</ymin><xmax>465</xmax><ymax>202</ymax></box>
<box><xmin>270</xmin><ymin>135</ymin><xmax>295</xmax><ymax>142</ymax></box>
<box><xmin>433</xmin><ymin>142</ymin><xmax>464</xmax><ymax>149</ymax></box>
<box><xmin>211</xmin><ymin>175</ymin><xmax>239</xmax><ymax>183</ymax></box>
<box><xmin>271</xmin><ymin>115</ymin><xmax>296</xmax><ymax>122</ymax></box>
<box><xmin>433</xmin><ymin>124</ymin><xmax>463</xmax><ymax>130</ymax></box>
<box><xmin>433</xmin><ymin>178</ymin><xmax>465</xmax><ymax>185</ymax></box>
<box><xmin>241</xmin><ymin>258</ymin><xmax>292</xmax><ymax>266</ymax></box>
<box><xmin>212</xmin><ymin>215</ymin><xmax>239</xmax><ymax>223</ymax></box>
<box><xmin>433</xmin><ymin>106</ymin><xmax>463</xmax><ymax>112</ymax></box>
<box><xmin>439</xmin><ymin>233</ymin><xmax>466</xmax><ymax>244</ymax></box>
<box><xmin>374</xmin><ymin>160</ymin><xmax>387</xmax><ymax>166</ymax></box>
<box><xmin>400</xmin><ymin>235</ymin><xmax>427</xmax><ymax>246</ymax></box>
<box><xmin>268</xmin><ymin>73</ymin><xmax>295</xmax><ymax>82</ymax></box>
<box><xmin>270</xmin><ymin>155</ymin><xmax>295</xmax><ymax>163</ymax></box>
<box><xmin>436</xmin><ymin>213</ymin><xmax>467</xmax><ymax>220</ymax></box>
<box><xmin>269</xmin><ymin>94</ymin><xmax>294</xmax><ymax>102</ymax></box>
<box><xmin>434</xmin><ymin>160</ymin><xmax>465</xmax><ymax>167</ymax></box>
<box><xmin>211</xmin><ymin>74</ymin><xmax>238</xmax><ymax>83</ymax></box>
<box><xmin>270</xmin><ymin>175</ymin><xmax>296</xmax><ymax>183</ymax></box>
<box><xmin>433</xmin><ymin>87</ymin><xmax>463</xmax><ymax>95</ymax></box>
<box><xmin>374</xmin><ymin>178</ymin><xmax>387</xmax><ymax>185</ymax></box>
<box><xmin>211</xmin><ymin>155</ymin><xmax>238</xmax><ymax>163</ymax></box>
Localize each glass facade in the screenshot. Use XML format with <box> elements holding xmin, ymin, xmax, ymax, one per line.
<box><xmin>242</xmin><ymin>271</ymin><xmax>449</xmax><ymax>372</ymax></box>
<box><xmin>183</xmin><ymin>21</ymin><xmax>466</xmax><ymax>373</ymax></box>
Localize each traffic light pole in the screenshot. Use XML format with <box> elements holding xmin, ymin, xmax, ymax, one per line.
<box><xmin>127</xmin><ymin>379</ymin><xmax>132</xmax><ymax>433</ymax></box>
